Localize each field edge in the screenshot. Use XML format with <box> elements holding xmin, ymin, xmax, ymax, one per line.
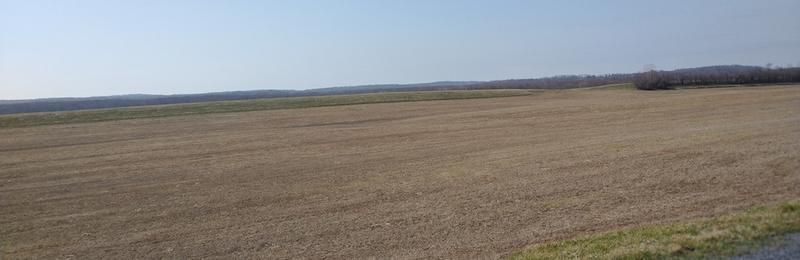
<box><xmin>510</xmin><ymin>201</ymin><xmax>800</xmax><ymax>259</ymax></box>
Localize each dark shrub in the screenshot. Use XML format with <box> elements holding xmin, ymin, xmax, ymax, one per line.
<box><xmin>634</xmin><ymin>71</ymin><xmax>673</xmax><ymax>90</ymax></box>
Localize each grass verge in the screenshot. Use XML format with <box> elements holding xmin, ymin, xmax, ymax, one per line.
<box><xmin>585</xmin><ymin>83</ymin><xmax>636</xmax><ymax>91</ymax></box>
<box><xmin>0</xmin><ymin>90</ymin><xmax>531</xmax><ymax>128</ymax></box>
<box><xmin>511</xmin><ymin>201</ymin><xmax>800</xmax><ymax>259</ymax></box>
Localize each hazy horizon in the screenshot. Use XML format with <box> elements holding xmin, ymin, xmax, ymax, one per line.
<box><xmin>2</xmin><ymin>0</ymin><xmax>799</xmax><ymax>99</ymax></box>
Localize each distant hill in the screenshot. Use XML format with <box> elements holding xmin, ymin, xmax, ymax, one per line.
<box><xmin>1</xmin><ymin>90</ymin><xmax>308</xmax><ymax>115</ymax></box>
<box><xmin>310</xmin><ymin>81</ymin><xmax>482</xmax><ymax>94</ymax></box>
<box><xmin>0</xmin><ymin>65</ymin><xmax>789</xmax><ymax>115</ymax></box>
<box><xmin>0</xmin><ymin>94</ymin><xmax>166</xmax><ymax>105</ymax></box>
<box><xmin>0</xmin><ymin>82</ymin><xmax>483</xmax><ymax>114</ymax></box>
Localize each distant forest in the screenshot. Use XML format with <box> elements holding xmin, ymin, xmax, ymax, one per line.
<box><xmin>2</xmin><ymin>65</ymin><xmax>799</xmax><ymax>115</ymax></box>
<box><xmin>634</xmin><ymin>65</ymin><xmax>800</xmax><ymax>90</ymax></box>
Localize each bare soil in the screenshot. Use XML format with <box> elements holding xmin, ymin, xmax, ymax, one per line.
<box><xmin>2</xmin><ymin>86</ymin><xmax>800</xmax><ymax>259</ymax></box>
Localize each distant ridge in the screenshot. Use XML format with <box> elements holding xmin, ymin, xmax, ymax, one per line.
<box><xmin>0</xmin><ymin>65</ymin><xmax>779</xmax><ymax>115</ymax></box>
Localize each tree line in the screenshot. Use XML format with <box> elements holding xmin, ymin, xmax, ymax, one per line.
<box><xmin>634</xmin><ymin>65</ymin><xmax>800</xmax><ymax>90</ymax></box>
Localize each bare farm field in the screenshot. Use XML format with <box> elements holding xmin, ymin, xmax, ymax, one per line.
<box><xmin>2</xmin><ymin>86</ymin><xmax>800</xmax><ymax>259</ymax></box>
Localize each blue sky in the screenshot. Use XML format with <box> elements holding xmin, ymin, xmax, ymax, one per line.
<box><xmin>1</xmin><ymin>0</ymin><xmax>799</xmax><ymax>99</ymax></box>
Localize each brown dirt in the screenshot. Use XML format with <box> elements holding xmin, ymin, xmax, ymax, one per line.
<box><xmin>2</xmin><ymin>86</ymin><xmax>800</xmax><ymax>259</ymax></box>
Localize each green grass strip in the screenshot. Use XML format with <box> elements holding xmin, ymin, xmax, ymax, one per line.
<box><xmin>0</xmin><ymin>90</ymin><xmax>531</xmax><ymax>128</ymax></box>
<box><xmin>585</xmin><ymin>83</ymin><xmax>636</xmax><ymax>91</ymax></box>
<box><xmin>511</xmin><ymin>202</ymin><xmax>800</xmax><ymax>259</ymax></box>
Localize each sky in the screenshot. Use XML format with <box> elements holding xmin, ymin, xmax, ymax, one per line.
<box><xmin>1</xmin><ymin>0</ymin><xmax>799</xmax><ymax>99</ymax></box>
